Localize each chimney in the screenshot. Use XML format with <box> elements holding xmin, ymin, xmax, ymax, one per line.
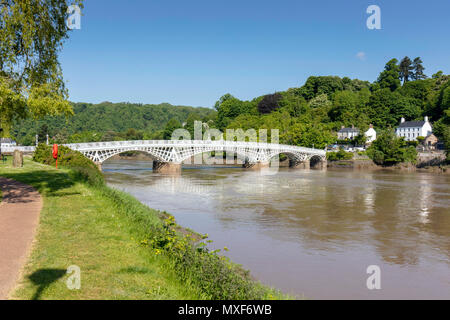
<box><xmin>351</xmin><ymin>124</ymin><xmax>355</xmax><ymax>129</ymax></box>
<box><xmin>341</xmin><ymin>126</ymin><xmax>345</xmax><ymax>129</ymax></box>
<box><xmin>401</xmin><ymin>117</ymin><xmax>405</xmax><ymax>124</ymax></box>
<box><xmin>425</xmin><ymin>116</ymin><xmax>429</xmax><ymax>122</ymax></box>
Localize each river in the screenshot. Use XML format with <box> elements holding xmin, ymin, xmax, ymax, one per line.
<box><xmin>103</xmin><ymin>159</ymin><xmax>450</xmax><ymax>300</ymax></box>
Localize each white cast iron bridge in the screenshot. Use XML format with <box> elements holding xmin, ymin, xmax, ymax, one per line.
<box><xmin>3</xmin><ymin>140</ymin><xmax>327</xmax><ymax>172</ymax></box>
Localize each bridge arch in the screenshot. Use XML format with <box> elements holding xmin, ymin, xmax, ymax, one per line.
<box><xmin>80</xmin><ymin>147</ymin><xmax>168</xmax><ymax>163</ymax></box>
<box><xmin>309</xmin><ymin>154</ymin><xmax>327</xmax><ymax>169</ymax></box>
<box><xmin>267</xmin><ymin>151</ymin><xmax>308</xmax><ymax>163</ymax></box>
<box><xmin>176</xmin><ymin>146</ymin><xmax>260</xmax><ymax>164</ymax></box>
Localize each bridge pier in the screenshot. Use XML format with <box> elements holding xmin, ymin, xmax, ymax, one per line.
<box><xmin>95</xmin><ymin>162</ymin><xmax>103</xmax><ymax>171</ymax></box>
<box><xmin>153</xmin><ymin>161</ymin><xmax>181</xmax><ymax>174</ymax></box>
<box><xmin>311</xmin><ymin>159</ymin><xmax>327</xmax><ymax>170</ymax></box>
<box><xmin>243</xmin><ymin>162</ymin><xmax>270</xmax><ymax>170</ymax></box>
<box><xmin>289</xmin><ymin>160</ymin><xmax>310</xmax><ymax>169</ymax></box>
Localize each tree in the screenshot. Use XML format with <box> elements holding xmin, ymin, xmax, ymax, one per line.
<box><xmin>329</xmin><ymin>91</ymin><xmax>359</xmax><ymax>123</ymax></box>
<box><xmin>412</xmin><ymin>57</ymin><xmax>427</xmax><ymax>80</ymax></box>
<box><xmin>0</xmin><ymin>0</ymin><xmax>84</xmax><ymax>130</ymax></box>
<box><xmin>125</xmin><ymin>128</ymin><xmax>143</xmax><ymax>140</ymax></box>
<box><xmin>257</xmin><ymin>93</ymin><xmax>282</xmax><ymax>114</ymax></box>
<box><xmin>299</xmin><ymin>76</ymin><xmax>345</xmax><ymax>100</ymax></box>
<box><xmin>184</xmin><ymin>113</ymin><xmax>202</xmax><ymax>138</ymax></box>
<box><xmin>38</xmin><ymin>124</ymin><xmax>49</xmax><ymax>143</ymax></box>
<box><xmin>367</xmin><ymin>89</ymin><xmax>397</xmax><ymax>127</ymax></box>
<box><xmin>399</xmin><ymin>56</ymin><xmax>414</xmax><ymax>84</ymax></box>
<box><xmin>432</xmin><ymin>71</ymin><xmax>444</xmax><ymax>79</ymax></box>
<box><xmin>367</xmin><ymin>130</ymin><xmax>417</xmax><ymax>165</ymax></box>
<box><xmin>215</xmin><ymin>96</ymin><xmax>255</xmax><ymax>130</ymax></box>
<box><xmin>354</xmin><ymin>134</ymin><xmax>368</xmax><ymax>147</ymax></box>
<box><xmin>295</xmin><ymin>123</ymin><xmax>336</xmax><ymax>149</ymax></box>
<box><xmin>327</xmin><ymin>148</ymin><xmax>354</xmax><ymax>161</ymax></box>
<box><xmin>163</xmin><ymin>119</ymin><xmax>182</xmax><ymax>140</ymax></box>
<box><xmin>309</xmin><ymin>93</ymin><xmax>331</xmax><ymax>109</ymax></box>
<box><xmin>376</xmin><ymin>59</ymin><xmax>401</xmax><ymax>91</ymax></box>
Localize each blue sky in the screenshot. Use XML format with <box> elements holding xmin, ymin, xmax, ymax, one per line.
<box><xmin>60</xmin><ymin>0</ymin><xmax>450</xmax><ymax>107</ymax></box>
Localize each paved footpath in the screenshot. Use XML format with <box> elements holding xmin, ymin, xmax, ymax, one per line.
<box><xmin>0</xmin><ymin>177</ymin><xmax>42</xmax><ymax>300</ymax></box>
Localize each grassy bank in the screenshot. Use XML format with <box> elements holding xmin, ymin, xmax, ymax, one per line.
<box><xmin>0</xmin><ymin>156</ymin><xmax>285</xmax><ymax>300</ymax></box>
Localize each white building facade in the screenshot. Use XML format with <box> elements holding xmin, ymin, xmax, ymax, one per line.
<box><xmin>0</xmin><ymin>138</ymin><xmax>17</xmax><ymax>147</ymax></box>
<box><xmin>337</xmin><ymin>126</ymin><xmax>360</xmax><ymax>140</ymax></box>
<box><xmin>395</xmin><ymin>116</ymin><xmax>432</xmax><ymax>141</ymax></box>
<box><xmin>364</xmin><ymin>125</ymin><xmax>377</xmax><ymax>143</ymax></box>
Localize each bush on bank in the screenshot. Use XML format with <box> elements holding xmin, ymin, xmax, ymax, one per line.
<box><xmin>366</xmin><ymin>130</ymin><xmax>418</xmax><ymax>166</ymax></box>
<box><xmin>33</xmin><ymin>143</ymin><xmax>104</xmax><ymax>186</ymax></box>
<box><xmin>327</xmin><ymin>148</ymin><xmax>354</xmax><ymax>161</ymax></box>
<box><xmin>32</xmin><ymin>145</ymin><xmax>282</xmax><ymax>300</ymax></box>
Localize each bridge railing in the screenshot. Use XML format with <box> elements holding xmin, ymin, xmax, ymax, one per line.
<box><xmin>1</xmin><ymin>146</ymin><xmax>36</xmax><ymax>153</ymax></box>
<box><xmin>1</xmin><ymin>140</ymin><xmax>325</xmax><ymax>156</ymax></box>
<box><xmin>65</xmin><ymin>140</ymin><xmax>325</xmax><ymax>155</ymax></box>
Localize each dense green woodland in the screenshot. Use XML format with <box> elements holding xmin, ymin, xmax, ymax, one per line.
<box><xmin>11</xmin><ymin>102</ymin><xmax>216</xmax><ymax>145</ymax></box>
<box><xmin>210</xmin><ymin>58</ymin><xmax>449</xmax><ymax>163</ymax></box>
<box><xmin>9</xmin><ymin>58</ymin><xmax>450</xmax><ymax>164</ymax></box>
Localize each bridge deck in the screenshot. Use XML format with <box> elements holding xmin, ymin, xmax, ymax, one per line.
<box><xmin>2</xmin><ymin>140</ymin><xmax>326</xmax><ymax>166</ymax></box>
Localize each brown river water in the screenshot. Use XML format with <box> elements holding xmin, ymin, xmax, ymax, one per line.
<box><xmin>102</xmin><ymin>159</ymin><xmax>450</xmax><ymax>299</ymax></box>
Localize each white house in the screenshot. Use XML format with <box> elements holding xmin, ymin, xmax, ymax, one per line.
<box><xmin>395</xmin><ymin>116</ymin><xmax>433</xmax><ymax>141</ymax></box>
<box><xmin>337</xmin><ymin>126</ymin><xmax>360</xmax><ymax>140</ymax></box>
<box><xmin>0</xmin><ymin>138</ymin><xmax>17</xmax><ymax>147</ymax></box>
<box><xmin>364</xmin><ymin>124</ymin><xmax>377</xmax><ymax>143</ymax></box>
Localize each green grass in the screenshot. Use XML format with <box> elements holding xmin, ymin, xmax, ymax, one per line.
<box><xmin>0</xmin><ymin>157</ymin><xmax>287</xmax><ymax>300</ymax></box>
<box><xmin>0</xmin><ymin>158</ymin><xmax>201</xmax><ymax>299</ymax></box>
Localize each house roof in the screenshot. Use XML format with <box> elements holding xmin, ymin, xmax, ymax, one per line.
<box><xmin>338</xmin><ymin>128</ymin><xmax>360</xmax><ymax>133</ymax></box>
<box><xmin>398</xmin><ymin>121</ymin><xmax>425</xmax><ymax>128</ymax></box>
<box><xmin>0</xmin><ymin>138</ymin><xmax>15</xmax><ymax>143</ymax></box>
<box><xmin>424</xmin><ymin>133</ymin><xmax>438</xmax><ymax>140</ymax></box>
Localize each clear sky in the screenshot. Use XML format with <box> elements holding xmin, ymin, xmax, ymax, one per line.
<box><xmin>60</xmin><ymin>0</ymin><xmax>450</xmax><ymax>108</ymax></box>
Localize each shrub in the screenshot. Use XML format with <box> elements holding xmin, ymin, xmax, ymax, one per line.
<box><xmin>367</xmin><ymin>130</ymin><xmax>417</xmax><ymax>165</ymax></box>
<box><xmin>33</xmin><ymin>144</ymin><xmax>104</xmax><ymax>186</ymax></box>
<box><xmin>327</xmin><ymin>148</ymin><xmax>353</xmax><ymax>161</ymax></box>
<box><xmin>357</xmin><ymin>151</ymin><xmax>367</xmax><ymax>156</ymax></box>
<box><xmin>146</xmin><ymin>216</ymin><xmax>275</xmax><ymax>300</ymax></box>
<box><xmin>406</xmin><ymin>140</ymin><xmax>419</xmax><ymax>147</ymax></box>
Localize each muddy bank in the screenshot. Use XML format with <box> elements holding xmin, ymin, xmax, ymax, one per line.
<box><xmin>110</xmin><ymin>152</ymin><xmax>448</xmax><ymax>174</ymax></box>
<box><xmin>110</xmin><ymin>153</ymin><xmax>154</xmax><ymax>161</ymax></box>
<box><xmin>328</xmin><ymin>159</ymin><xmax>449</xmax><ymax>174</ymax></box>
<box><xmin>327</xmin><ymin>159</ymin><xmax>381</xmax><ymax>170</ymax></box>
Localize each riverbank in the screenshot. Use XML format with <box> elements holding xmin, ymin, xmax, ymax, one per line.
<box><xmin>327</xmin><ymin>159</ymin><xmax>449</xmax><ymax>174</ymax></box>
<box><xmin>0</xmin><ymin>158</ymin><xmax>285</xmax><ymax>300</ymax></box>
